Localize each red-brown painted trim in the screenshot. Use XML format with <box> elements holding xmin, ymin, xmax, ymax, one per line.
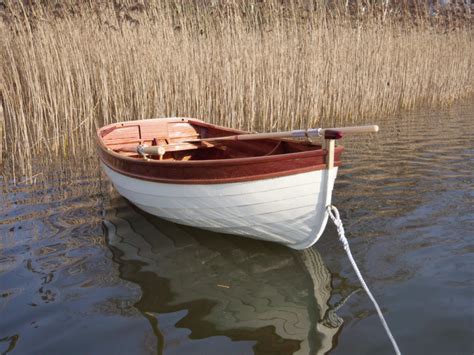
<box><xmin>96</xmin><ymin>118</ymin><xmax>344</xmax><ymax>184</ymax></box>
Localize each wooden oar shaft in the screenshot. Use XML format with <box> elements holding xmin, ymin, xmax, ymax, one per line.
<box><xmin>199</xmin><ymin>129</ymin><xmax>318</xmax><ymax>142</ymax></box>
<box><xmin>188</xmin><ymin>125</ymin><xmax>379</xmax><ymax>143</ymax></box>
<box><xmin>117</xmin><ymin>141</ymin><xmax>216</xmax><ymax>155</ymax></box>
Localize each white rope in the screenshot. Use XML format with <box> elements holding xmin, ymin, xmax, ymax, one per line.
<box><xmin>327</xmin><ymin>205</ymin><xmax>402</xmax><ymax>355</ymax></box>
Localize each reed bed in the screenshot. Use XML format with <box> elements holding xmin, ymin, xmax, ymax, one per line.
<box><xmin>0</xmin><ymin>1</ymin><xmax>472</xmax><ymax>178</ymax></box>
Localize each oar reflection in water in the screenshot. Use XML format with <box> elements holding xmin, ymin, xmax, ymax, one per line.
<box><xmin>104</xmin><ymin>198</ymin><xmax>354</xmax><ymax>354</ymax></box>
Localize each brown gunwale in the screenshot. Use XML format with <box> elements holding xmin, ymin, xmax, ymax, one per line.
<box><xmin>97</xmin><ymin>118</ymin><xmax>343</xmax><ymax>184</ymax></box>
<box><xmin>100</xmin><ymin>159</ymin><xmax>341</xmax><ymax>184</ymax></box>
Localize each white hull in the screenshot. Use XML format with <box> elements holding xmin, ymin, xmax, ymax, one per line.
<box><xmin>102</xmin><ymin>164</ymin><xmax>338</xmax><ymax>249</ymax></box>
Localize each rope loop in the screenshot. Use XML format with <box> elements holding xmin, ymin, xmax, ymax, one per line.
<box><xmin>327</xmin><ymin>205</ymin><xmax>348</xmax><ymax>250</ymax></box>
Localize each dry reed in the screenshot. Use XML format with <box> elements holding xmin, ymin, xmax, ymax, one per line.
<box><xmin>0</xmin><ymin>1</ymin><xmax>472</xmax><ymax>178</ymax></box>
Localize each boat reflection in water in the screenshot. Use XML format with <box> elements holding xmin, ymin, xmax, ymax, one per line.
<box><xmin>104</xmin><ymin>197</ymin><xmax>346</xmax><ymax>354</ymax></box>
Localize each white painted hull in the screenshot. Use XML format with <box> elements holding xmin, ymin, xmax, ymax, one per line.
<box><xmin>101</xmin><ymin>164</ymin><xmax>338</xmax><ymax>249</ymax></box>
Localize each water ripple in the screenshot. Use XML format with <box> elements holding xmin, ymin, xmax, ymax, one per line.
<box><xmin>1</xmin><ymin>99</ymin><xmax>473</xmax><ymax>354</ymax></box>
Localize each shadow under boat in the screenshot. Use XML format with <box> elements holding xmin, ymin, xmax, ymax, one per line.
<box><xmin>104</xmin><ymin>197</ymin><xmax>348</xmax><ymax>354</ymax></box>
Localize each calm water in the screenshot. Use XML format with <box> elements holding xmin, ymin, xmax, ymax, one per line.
<box><xmin>1</xmin><ymin>100</ymin><xmax>473</xmax><ymax>354</ymax></box>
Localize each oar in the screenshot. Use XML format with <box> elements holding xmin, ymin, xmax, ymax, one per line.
<box><xmin>185</xmin><ymin>125</ymin><xmax>379</xmax><ymax>143</ymax></box>
<box><xmin>118</xmin><ymin>124</ymin><xmax>379</xmax><ymax>157</ymax></box>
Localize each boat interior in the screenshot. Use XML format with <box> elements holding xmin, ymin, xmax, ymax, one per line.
<box><xmin>99</xmin><ymin>118</ymin><xmax>323</xmax><ymax>161</ymax></box>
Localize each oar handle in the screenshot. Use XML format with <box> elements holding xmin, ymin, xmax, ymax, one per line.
<box><xmin>320</xmin><ymin>125</ymin><xmax>379</xmax><ymax>135</ymax></box>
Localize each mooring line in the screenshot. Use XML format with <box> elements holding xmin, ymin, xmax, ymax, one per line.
<box><xmin>327</xmin><ymin>205</ymin><xmax>402</xmax><ymax>355</ymax></box>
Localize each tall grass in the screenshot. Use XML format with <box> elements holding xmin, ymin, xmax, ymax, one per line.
<box><xmin>0</xmin><ymin>1</ymin><xmax>472</xmax><ymax>178</ymax></box>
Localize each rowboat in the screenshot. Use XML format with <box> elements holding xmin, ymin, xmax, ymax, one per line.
<box><xmin>97</xmin><ymin>117</ymin><xmax>378</xmax><ymax>249</ymax></box>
